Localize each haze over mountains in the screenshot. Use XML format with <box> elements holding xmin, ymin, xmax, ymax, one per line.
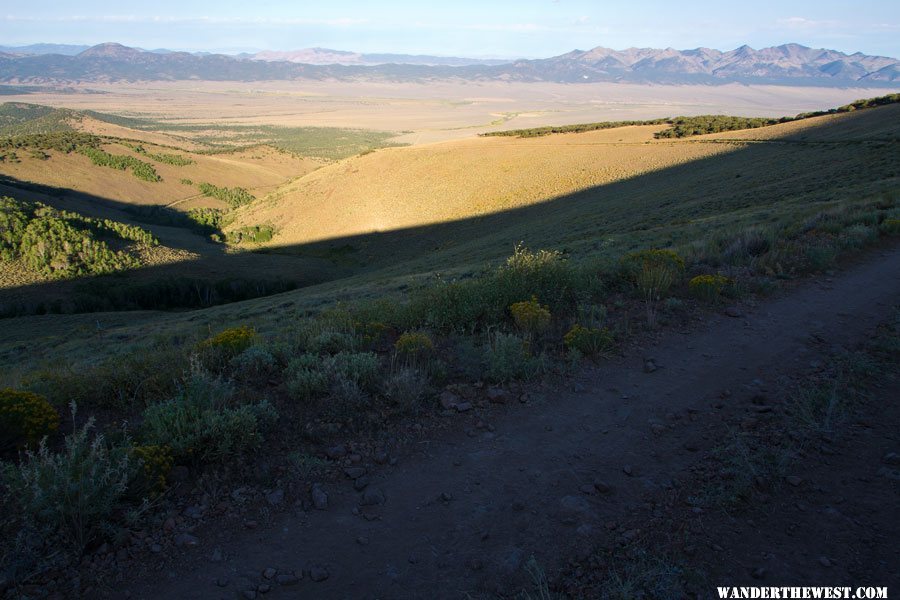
<box><xmin>249</xmin><ymin>48</ymin><xmax>510</xmax><ymax>67</ymax></box>
<box><xmin>0</xmin><ymin>41</ymin><xmax>897</xmax><ymax>86</ymax></box>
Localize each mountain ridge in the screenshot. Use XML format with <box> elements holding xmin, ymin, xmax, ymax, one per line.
<box><xmin>0</xmin><ymin>41</ymin><xmax>897</xmax><ymax>86</ymax></box>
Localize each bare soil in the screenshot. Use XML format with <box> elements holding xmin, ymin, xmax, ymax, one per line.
<box><xmin>107</xmin><ymin>245</ymin><xmax>900</xmax><ymax>600</ymax></box>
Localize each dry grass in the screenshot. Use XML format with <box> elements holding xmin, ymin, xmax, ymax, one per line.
<box><xmin>77</xmin><ymin>115</ymin><xmax>206</xmax><ymax>150</ymax></box>
<box><xmin>232</xmin><ymin>125</ymin><xmax>737</xmax><ymax>244</ymax></box>
<box><xmin>232</xmin><ymin>104</ymin><xmax>900</xmax><ymax>251</ymax></box>
<box><xmin>0</xmin><ymin>138</ymin><xmax>319</xmax><ymax>209</ymax></box>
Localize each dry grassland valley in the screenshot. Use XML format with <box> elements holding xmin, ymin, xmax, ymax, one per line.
<box><xmin>0</xmin><ymin>37</ymin><xmax>898</xmax><ymax>600</ymax></box>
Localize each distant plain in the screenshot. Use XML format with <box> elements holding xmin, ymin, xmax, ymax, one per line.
<box><xmin>6</xmin><ymin>80</ymin><xmax>892</xmax><ymax>145</ymax></box>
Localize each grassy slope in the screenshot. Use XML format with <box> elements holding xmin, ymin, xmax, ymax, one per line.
<box><xmin>235</xmin><ymin>105</ymin><xmax>899</xmax><ymax>266</ymax></box>
<box><xmin>0</xmin><ymin>118</ymin><xmax>333</xmax><ymax>296</ymax></box>
<box><xmin>0</xmin><ymin>137</ymin><xmax>320</xmax><ymax>211</ymax></box>
<box><xmin>1</xmin><ymin>104</ymin><xmax>897</xmax><ymax>373</ymax></box>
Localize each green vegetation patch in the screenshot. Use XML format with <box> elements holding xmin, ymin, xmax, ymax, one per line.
<box><xmin>77</xmin><ymin>146</ymin><xmax>161</xmax><ymax>182</ymax></box>
<box><xmin>83</xmin><ymin>110</ymin><xmax>403</xmax><ymax>160</ymax></box>
<box><xmin>123</xmin><ymin>142</ymin><xmax>193</xmax><ymax>166</ymax></box>
<box><xmin>482</xmin><ymin>119</ymin><xmax>669</xmax><ymax>138</ymax></box>
<box><xmin>197</xmin><ymin>182</ymin><xmax>255</xmax><ymax>208</ymax></box>
<box><xmin>226</xmin><ymin>224</ymin><xmax>275</xmax><ymax>244</ymax></box>
<box><xmin>0</xmin><ymin>195</ymin><xmax>157</xmax><ymax>279</ymax></box>
<box><xmin>654</xmin><ymin>115</ymin><xmax>779</xmax><ymax>138</ymax></box>
<box><xmin>0</xmin><ymin>131</ymin><xmax>99</xmax><ymax>153</ymax></box>
<box><xmin>486</xmin><ymin>93</ymin><xmax>900</xmax><ymax>139</ymax></box>
<box><xmin>123</xmin><ymin>204</ymin><xmax>222</xmax><ymax>238</ymax></box>
<box><xmin>0</xmin><ymin>102</ymin><xmax>79</xmax><ymax>135</ymax></box>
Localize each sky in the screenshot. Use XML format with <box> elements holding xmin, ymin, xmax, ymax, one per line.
<box><xmin>1</xmin><ymin>0</ymin><xmax>898</xmax><ymax>58</ymax></box>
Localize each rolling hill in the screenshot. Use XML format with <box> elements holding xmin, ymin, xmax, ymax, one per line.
<box><xmin>1</xmin><ymin>98</ymin><xmax>897</xmax><ymax>323</ymax></box>
<box><xmin>230</xmin><ymin>103</ymin><xmax>900</xmax><ymax>268</ymax></box>
<box><xmin>0</xmin><ymin>100</ymin><xmax>895</xmax><ymax>366</ymax></box>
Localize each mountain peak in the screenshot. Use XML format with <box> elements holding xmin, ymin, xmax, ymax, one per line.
<box><xmin>78</xmin><ymin>43</ymin><xmax>146</xmax><ymax>59</ymax></box>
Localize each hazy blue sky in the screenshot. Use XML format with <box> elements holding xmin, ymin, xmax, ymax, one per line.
<box><xmin>2</xmin><ymin>0</ymin><xmax>898</xmax><ymax>58</ymax></box>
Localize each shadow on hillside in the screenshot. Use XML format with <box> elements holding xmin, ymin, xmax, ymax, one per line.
<box><xmin>1</xmin><ymin>104</ymin><xmax>898</xmax><ymax>317</ymax></box>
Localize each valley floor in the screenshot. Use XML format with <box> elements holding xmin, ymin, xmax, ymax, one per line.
<box><xmin>113</xmin><ymin>245</ymin><xmax>900</xmax><ymax>599</ymax></box>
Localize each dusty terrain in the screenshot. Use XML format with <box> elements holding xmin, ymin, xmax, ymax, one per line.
<box><xmin>6</xmin><ymin>81</ymin><xmax>893</xmax><ymax>145</ymax></box>
<box><xmin>112</xmin><ymin>245</ymin><xmax>900</xmax><ymax>600</ymax></box>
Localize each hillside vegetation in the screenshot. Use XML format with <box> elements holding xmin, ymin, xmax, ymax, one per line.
<box><xmin>1</xmin><ymin>99</ymin><xmax>897</xmax><ymax>321</ymax></box>
<box><xmin>82</xmin><ymin>111</ymin><xmax>405</xmax><ymax>159</ymax></box>
<box><xmin>0</xmin><ymin>196</ymin><xmax>157</xmax><ymax>278</ymax></box>
<box><xmin>484</xmin><ymin>93</ymin><xmax>900</xmax><ymax>139</ymax></box>
<box><xmin>0</xmin><ymin>102</ymin><xmax>78</xmax><ymax>135</ymax></box>
<box><xmin>231</xmin><ymin>102</ymin><xmax>899</xmax><ymax>264</ymax></box>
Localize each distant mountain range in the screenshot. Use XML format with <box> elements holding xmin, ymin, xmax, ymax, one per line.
<box><xmin>0</xmin><ymin>43</ymin><xmax>509</xmax><ymax>66</ymax></box>
<box><xmin>248</xmin><ymin>48</ymin><xmax>509</xmax><ymax>67</ymax></box>
<box><xmin>0</xmin><ymin>42</ymin><xmax>897</xmax><ymax>86</ymax></box>
<box><xmin>0</xmin><ymin>43</ymin><xmax>92</xmax><ymax>56</ymax></box>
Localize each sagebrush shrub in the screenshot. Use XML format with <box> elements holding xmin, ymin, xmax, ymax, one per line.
<box><xmin>620</xmin><ymin>249</ymin><xmax>685</xmax><ymax>300</ymax></box>
<box><xmin>509</xmin><ymin>297</ymin><xmax>552</xmax><ymax>336</ymax></box>
<box><xmin>0</xmin><ymin>388</ymin><xmax>59</xmax><ymax>452</ymax></box>
<box><xmin>405</xmin><ymin>244</ymin><xmax>590</xmax><ymax>334</ymax></box>
<box><xmin>383</xmin><ymin>366</ymin><xmax>429</xmax><ymax>412</ymax></box>
<box><xmin>285</xmin><ymin>355</ymin><xmax>330</xmax><ymax>401</ymax></box>
<box><xmin>140</xmin><ymin>376</ymin><xmax>276</xmax><ymax>463</ymax></box>
<box><xmin>722</xmin><ymin>229</ymin><xmax>772</xmax><ymax>263</ymax></box>
<box><xmin>839</xmin><ymin>223</ymin><xmax>877</xmax><ymax>249</ymax></box>
<box><xmin>485</xmin><ymin>332</ymin><xmax>543</xmax><ymax>382</ymax></box>
<box><xmin>230</xmin><ymin>345</ymin><xmax>276</xmax><ymax>382</ymax></box>
<box><xmin>324</xmin><ymin>352</ymin><xmax>380</xmax><ymax>389</ymax></box>
<box><xmin>496</xmin><ymin>244</ymin><xmax>581</xmax><ymax>311</ymax></box>
<box><xmin>324</xmin><ymin>377</ymin><xmax>370</xmax><ymax>421</ymax></box>
<box><xmin>688</xmin><ymin>274</ymin><xmax>731</xmax><ymax>302</ymax></box>
<box><xmin>307</xmin><ymin>329</ymin><xmax>359</xmax><ymax>354</ymax></box>
<box><xmin>7</xmin><ymin>415</ymin><xmax>133</xmax><ymax>551</ymax></box>
<box><xmin>664</xmin><ymin>297</ymin><xmax>686</xmax><ymax>311</ymax></box>
<box><xmin>563</xmin><ymin>325</ymin><xmax>614</xmax><ymax>356</ymax></box>
<box><xmin>23</xmin><ymin>344</ymin><xmax>185</xmax><ymax>410</ymax></box>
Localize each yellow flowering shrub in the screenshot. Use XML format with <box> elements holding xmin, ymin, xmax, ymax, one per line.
<box><xmin>131</xmin><ymin>444</ymin><xmax>174</xmax><ymax>497</ymax></box>
<box><xmin>394</xmin><ymin>331</ymin><xmax>434</xmax><ymax>359</ymax></box>
<box><xmin>509</xmin><ymin>297</ymin><xmax>551</xmax><ymax>336</ymax></box>
<box><xmin>0</xmin><ymin>388</ymin><xmax>60</xmax><ymax>451</ymax></box>
<box><xmin>688</xmin><ymin>273</ymin><xmax>731</xmax><ymax>301</ymax></box>
<box><xmin>196</xmin><ymin>325</ymin><xmax>259</xmax><ymax>370</ymax></box>
<box><xmin>563</xmin><ymin>325</ymin><xmax>614</xmax><ymax>356</ymax></box>
<box><xmin>198</xmin><ymin>325</ymin><xmax>258</xmax><ymax>355</ymax></box>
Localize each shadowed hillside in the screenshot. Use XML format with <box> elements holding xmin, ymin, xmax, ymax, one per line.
<box><xmin>0</xmin><ymin>103</ymin><xmax>896</xmax><ymax>363</ymax></box>
<box><xmin>232</xmin><ymin>103</ymin><xmax>900</xmax><ymax>264</ymax></box>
